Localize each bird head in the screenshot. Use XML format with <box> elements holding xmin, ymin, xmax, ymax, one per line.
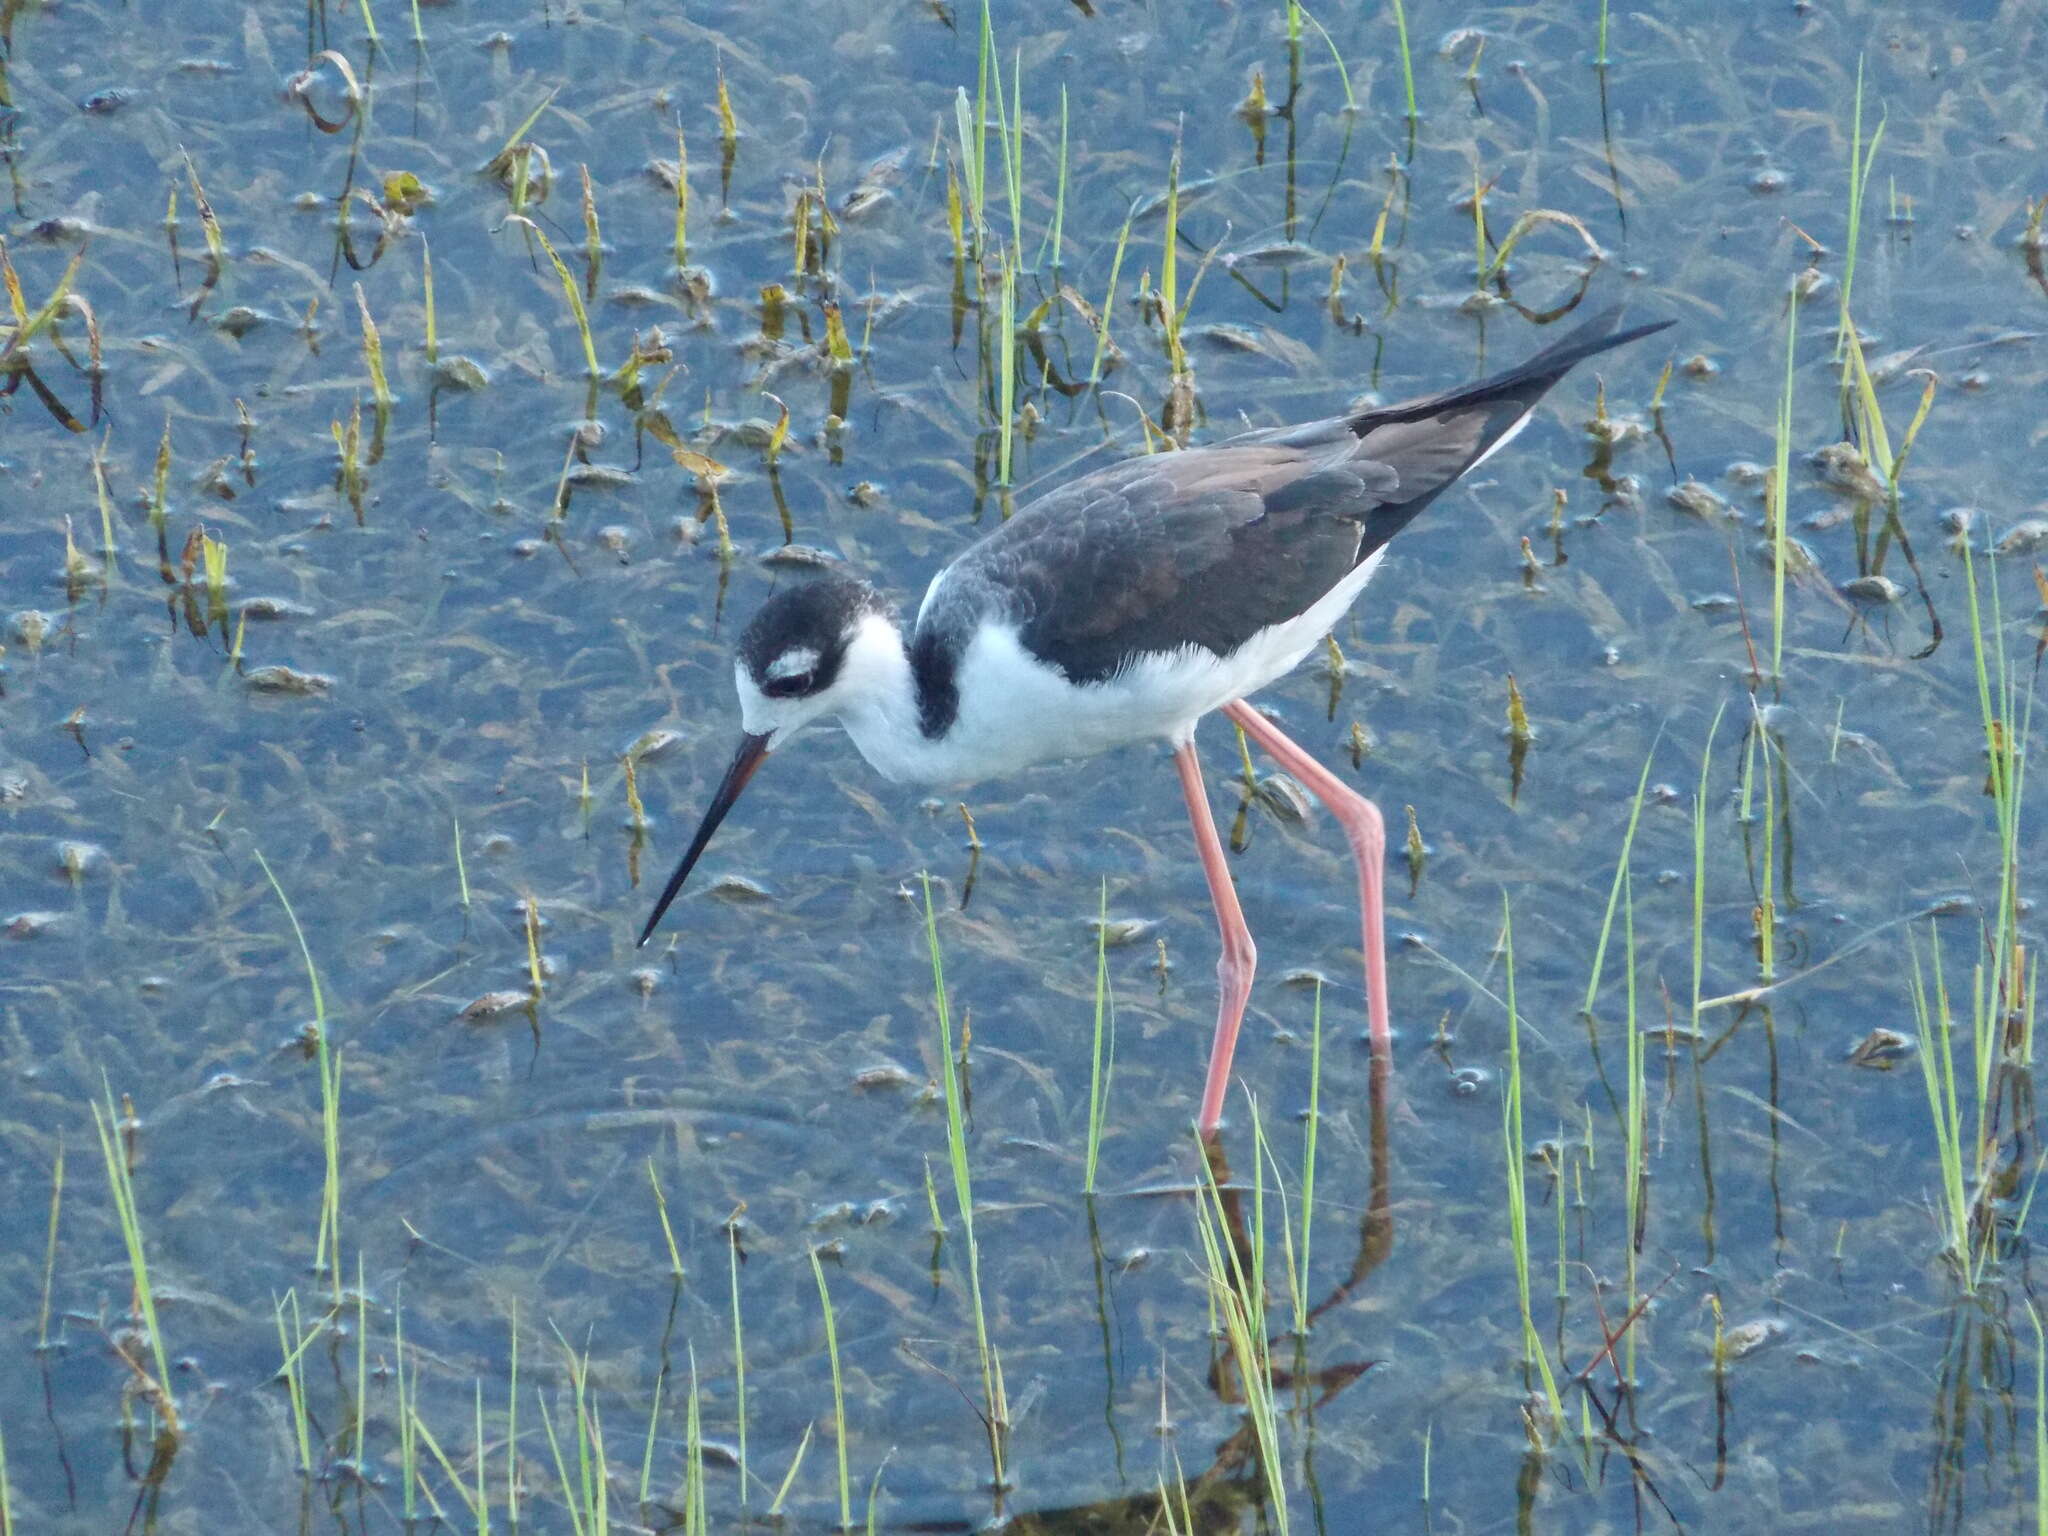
<box><xmin>636</xmin><ymin>573</ymin><xmax>886</xmax><ymax>945</ymax></box>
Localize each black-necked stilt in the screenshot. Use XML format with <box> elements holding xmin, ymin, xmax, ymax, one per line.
<box><xmin>639</xmin><ymin>304</ymin><xmax>1672</xmax><ymax>1136</ymax></box>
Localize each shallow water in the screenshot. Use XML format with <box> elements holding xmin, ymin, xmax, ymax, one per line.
<box><xmin>3</xmin><ymin>0</ymin><xmax>2047</xmax><ymax>1530</ymax></box>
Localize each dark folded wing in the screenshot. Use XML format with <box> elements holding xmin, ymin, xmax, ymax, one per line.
<box><xmin>925</xmin><ymin>444</ymin><xmax>1402</xmax><ymax>688</ymax></box>
<box><xmin>909</xmin><ymin>304</ymin><xmax>1674</xmax><ymax>727</ymax></box>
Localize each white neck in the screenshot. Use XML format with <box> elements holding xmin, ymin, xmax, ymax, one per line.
<box><xmin>830</xmin><ymin>612</ymin><xmax>954</xmax><ymax>784</ymax></box>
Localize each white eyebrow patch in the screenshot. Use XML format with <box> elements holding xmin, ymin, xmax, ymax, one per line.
<box><xmin>765</xmin><ymin>647</ymin><xmax>821</xmax><ymax>681</ymax></box>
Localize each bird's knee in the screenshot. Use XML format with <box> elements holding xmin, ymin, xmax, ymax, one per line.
<box><xmin>1330</xmin><ymin>789</ymin><xmax>1385</xmax><ymax>861</ymax></box>
<box><xmin>1217</xmin><ymin>935</ymin><xmax>1258</xmax><ymax>993</ymax></box>
<box><xmin>1352</xmin><ymin>822</ymin><xmax>1386</xmax><ymax>865</ymax></box>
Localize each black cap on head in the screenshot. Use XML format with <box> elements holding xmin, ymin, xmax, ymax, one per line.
<box><xmin>737</xmin><ymin>573</ymin><xmax>885</xmax><ymax>702</ymax></box>
<box><xmin>635</xmin><ymin>572</ymin><xmax>885</xmax><ymax>948</ymax></box>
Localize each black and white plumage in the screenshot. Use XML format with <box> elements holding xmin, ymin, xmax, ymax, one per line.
<box><xmin>911</xmin><ymin>305</ymin><xmax>1663</xmax><ymax>710</ymax></box>
<box><xmin>639</xmin><ymin>304</ymin><xmax>1672</xmax><ymax>1134</ymax></box>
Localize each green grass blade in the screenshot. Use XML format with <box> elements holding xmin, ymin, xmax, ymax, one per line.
<box><xmin>1083</xmin><ymin>878</ymin><xmax>1115</xmax><ymax>1193</ymax></box>
<box><xmin>729</xmin><ymin>1215</ymin><xmax>749</xmax><ymax>1504</ymax></box>
<box><xmin>768</xmin><ymin>1422</ymin><xmax>813</xmax><ymax>1517</ymax></box>
<box><xmin>1769</xmin><ymin>290</ymin><xmax>1799</xmax><ymax>680</ymax></box>
<box><xmin>809</xmin><ymin>1247</ymin><xmax>852</xmax><ymax>1530</ymax></box>
<box><xmin>90</xmin><ymin>1085</ymin><xmax>179</xmax><ymax>1436</ymax></box>
<box><xmin>1581</xmin><ymin>737</ymin><xmax>1660</xmax><ymax>1020</ymax></box>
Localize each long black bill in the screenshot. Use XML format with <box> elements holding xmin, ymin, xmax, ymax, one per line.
<box><xmin>636</xmin><ymin>732</ymin><xmax>772</xmax><ymax>947</ymax></box>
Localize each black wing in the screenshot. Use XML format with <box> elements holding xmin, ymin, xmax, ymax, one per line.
<box><xmin>910</xmin><ymin>305</ymin><xmax>1672</xmax><ymax>726</ymax></box>
<box><xmin>924</xmin><ymin>447</ymin><xmax>1399</xmax><ymax>690</ymax></box>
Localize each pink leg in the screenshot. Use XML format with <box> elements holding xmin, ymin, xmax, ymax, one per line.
<box><xmin>1223</xmin><ymin>700</ymin><xmax>1392</xmax><ymax>1062</ymax></box>
<box><xmin>1174</xmin><ymin>738</ymin><xmax>1257</xmax><ymax>1137</ymax></box>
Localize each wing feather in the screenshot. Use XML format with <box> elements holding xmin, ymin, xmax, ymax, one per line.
<box><xmin>911</xmin><ymin>305</ymin><xmax>1672</xmax><ymax>709</ymax></box>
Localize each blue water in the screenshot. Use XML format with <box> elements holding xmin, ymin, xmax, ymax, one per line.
<box><xmin>2</xmin><ymin>0</ymin><xmax>2045</xmax><ymax>1529</ymax></box>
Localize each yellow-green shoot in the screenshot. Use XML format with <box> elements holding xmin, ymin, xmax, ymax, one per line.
<box><xmin>810</xmin><ymin>1247</ymin><xmax>852</xmax><ymax>1530</ymax></box>
<box><xmin>729</xmin><ymin>1213</ymin><xmax>749</xmax><ymax>1504</ymax></box>
<box><xmin>1581</xmin><ymin>739</ymin><xmax>1658</xmax><ymax>1027</ymax></box>
<box><xmin>255</xmin><ymin>849</ymin><xmax>341</xmax><ymax>1301</ymax></box>
<box><xmin>524</xmin><ymin>225</ymin><xmax>601</xmax><ymax>378</ymax></box>
<box><xmin>1390</xmin><ymin>0</ymin><xmax>1417</xmax><ymax>124</ymax></box>
<box><xmin>0</xmin><ymin>239</ymin><xmax>86</xmax><ymax>370</ymax></box>
<box><xmin>355</xmin><ymin>283</ymin><xmax>392</xmax><ymax>421</ymax></box>
<box><xmin>648</xmin><ymin>1157</ymin><xmax>684</xmax><ymax>1278</ymax></box>
<box><xmin>920</xmin><ymin>874</ymin><xmax>1008</xmax><ymax>1493</ymax></box>
<box><xmin>768</xmin><ymin>1424</ymin><xmax>813</xmax><ymax>1519</ymax></box>
<box><xmin>1193</xmin><ymin>1116</ymin><xmax>1288</xmax><ymax>1530</ymax></box>
<box><xmin>1835</xmin><ymin>59</ymin><xmax>1886</xmax><ymax>366</ymax></box>
<box><xmin>1909</xmin><ymin>928</ymin><xmax>1988</xmax><ymax>1284</ymax></box>
<box><xmin>1499</xmin><ymin>899</ymin><xmax>1565</xmax><ymax>1436</ymax></box>
<box><xmin>37</xmin><ymin>1144</ymin><xmax>64</xmax><ymax>1351</ymax></box>
<box><xmin>91</xmin><ymin>1082</ymin><xmax>180</xmax><ymax>1438</ymax></box>
<box><xmin>1083</xmin><ymin>879</ymin><xmax>1117</xmax><ymax>1195</ymax></box>
<box><xmin>1768</xmin><ymin>287</ymin><xmax>1798</xmax><ymax>680</ymax></box>
<box><xmin>422</xmin><ymin>239</ymin><xmax>438</xmax><ymax>364</ymax></box>
<box><xmin>1088</xmin><ymin>209</ymin><xmax>1133</xmax><ymax>388</ymax></box>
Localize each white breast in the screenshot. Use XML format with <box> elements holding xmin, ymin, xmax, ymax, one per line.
<box><xmin>839</xmin><ymin>549</ymin><xmax>1388</xmax><ymax>787</ymax></box>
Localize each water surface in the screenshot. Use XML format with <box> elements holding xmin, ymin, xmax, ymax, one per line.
<box><xmin>3</xmin><ymin>0</ymin><xmax>2046</xmax><ymax>1530</ymax></box>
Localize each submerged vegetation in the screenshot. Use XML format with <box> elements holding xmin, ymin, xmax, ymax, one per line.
<box><xmin>1</xmin><ymin>0</ymin><xmax>2045</xmax><ymax>1530</ymax></box>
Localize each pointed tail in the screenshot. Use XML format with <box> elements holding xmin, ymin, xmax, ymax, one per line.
<box><xmin>1343</xmin><ymin>303</ymin><xmax>1674</xmax><ymax>562</ymax></box>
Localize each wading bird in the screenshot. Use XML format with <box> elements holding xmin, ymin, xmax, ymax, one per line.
<box><xmin>639</xmin><ymin>306</ymin><xmax>1671</xmax><ymax>1135</ymax></box>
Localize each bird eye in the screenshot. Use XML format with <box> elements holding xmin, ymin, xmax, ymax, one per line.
<box><xmin>761</xmin><ymin>670</ymin><xmax>815</xmax><ymax>699</ymax></box>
